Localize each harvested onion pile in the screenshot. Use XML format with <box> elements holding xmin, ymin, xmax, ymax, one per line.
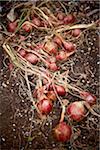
<box><xmin>2</xmin><ymin>1</ymin><xmax>99</xmax><ymax>142</ymax></box>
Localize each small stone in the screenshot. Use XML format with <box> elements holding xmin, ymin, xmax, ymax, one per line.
<box><xmin>11</xmin><ymin>89</ymin><xmax>14</xmax><ymax>93</ymax></box>
<box><xmin>46</xmin><ymin>122</ymin><xmax>49</xmax><ymax>126</ymax></box>
<box><xmin>2</xmin><ymin>138</ymin><xmax>5</xmax><ymax>141</ymax></box>
<box><xmin>6</xmin><ymin>80</ymin><xmax>9</xmax><ymax>84</ymax></box>
<box><xmin>22</xmin><ymin>100</ymin><xmax>24</xmax><ymax>102</ymax></box>
<box><xmin>83</xmin><ymin>136</ymin><xmax>86</xmax><ymax>139</ymax></box>
<box><xmin>13</xmin><ymin>128</ymin><xmax>16</xmax><ymax>131</ymax></box>
<box><xmin>16</xmin><ymin>83</ymin><xmax>19</xmax><ymax>86</ymax></box>
<box><xmin>2</xmin><ymin>82</ymin><xmax>7</xmax><ymax>88</ymax></box>
<box><xmin>97</xmin><ymin>61</ymin><xmax>100</xmax><ymax>65</ymax></box>
<box><xmin>88</xmin><ymin>48</ymin><xmax>91</xmax><ymax>51</ymax></box>
<box><xmin>14</xmin><ymin>136</ymin><xmax>16</xmax><ymax>139</ymax></box>
<box><xmin>52</xmin><ymin>144</ymin><xmax>55</xmax><ymax>147</ymax></box>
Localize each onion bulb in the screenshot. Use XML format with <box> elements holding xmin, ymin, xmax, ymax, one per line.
<box><xmin>66</xmin><ymin>101</ymin><xmax>85</xmax><ymax>121</ymax></box>
<box><xmin>54</xmin><ymin>122</ymin><xmax>72</xmax><ymax>142</ymax></box>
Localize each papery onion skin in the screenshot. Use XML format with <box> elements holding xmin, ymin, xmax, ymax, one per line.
<box><xmin>47</xmin><ymin>90</ymin><xmax>57</xmax><ymax>101</ymax></box>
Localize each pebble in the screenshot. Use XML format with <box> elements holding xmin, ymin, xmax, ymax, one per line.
<box><xmin>87</xmin><ymin>81</ymin><xmax>90</xmax><ymax>84</ymax></box>
<box><xmin>6</xmin><ymin>80</ymin><xmax>9</xmax><ymax>85</ymax></box>
<box><xmin>13</xmin><ymin>128</ymin><xmax>16</xmax><ymax>132</ymax></box>
<box><xmin>2</xmin><ymin>82</ymin><xmax>7</xmax><ymax>88</ymax></box>
<box><xmin>2</xmin><ymin>137</ymin><xmax>5</xmax><ymax>142</ymax></box>
<box><xmin>52</xmin><ymin>144</ymin><xmax>56</xmax><ymax>147</ymax></box>
<box><xmin>46</xmin><ymin>122</ymin><xmax>49</xmax><ymax>126</ymax></box>
<box><xmin>97</xmin><ymin>61</ymin><xmax>100</xmax><ymax>65</ymax></box>
<box><xmin>13</xmin><ymin>124</ymin><xmax>16</xmax><ymax>127</ymax></box>
<box><xmin>16</xmin><ymin>82</ymin><xmax>19</xmax><ymax>86</ymax></box>
<box><xmin>11</xmin><ymin>89</ymin><xmax>14</xmax><ymax>93</ymax></box>
<box><xmin>83</xmin><ymin>136</ymin><xmax>86</xmax><ymax>139</ymax></box>
<box><xmin>14</xmin><ymin>136</ymin><xmax>16</xmax><ymax>139</ymax></box>
<box><xmin>29</xmin><ymin>118</ymin><xmax>32</xmax><ymax>121</ymax></box>
<box><xmin>81</xmin><ymin>79</ymin><xmax>85</xmax><ymax>83</ymax></box>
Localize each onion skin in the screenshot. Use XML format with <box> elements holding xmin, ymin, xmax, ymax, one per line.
<box><xmin>80</xmin><ymin>91</ymin><xmax>96</xmax><ymax>106</ymax></box>
<box><xmin>44</xmin><ymin>41</ymin><xmax>58</xmax><ymax>55</ymax></box>
<box><xmin>8</xmin><ymin>21</ymin><xmax>17</xmax><ymax>32</ymax></box>
<box><xmin>47</xmin><ymin>91</ymin><xmax>57</xmax><ymax>101</ymax></box>
<box><xmin>72</xmin><ymin>29</ymin><xmax>81</xmax><ymax>37</ymax></box>
<box><xmin>54</xmin><ymin>122</ymin><xmax>72</xmax><ymax>142</ymax></box>
<box><xmin>56</xmin><ymin>85</ymin><xmax>66</xmax><ymax>96</ymax></box>
<box><xmin>67</xmin><ymin>101</ymin><xmax>85</xmax><ymax>121</ymax></box>
<box><xmin>37</xmin><ymin>99</ymin><xmax>53</xmax><ymax>114</ymax></box>
<box><xmin>22</xmin><ymin>23</ymin><xmax>32</xmax><ymax>32</ymax></box>
<box><xmin>25</xmin><ymin>53</ymin><xmax>38</xmax><ymax>64</ymax></box>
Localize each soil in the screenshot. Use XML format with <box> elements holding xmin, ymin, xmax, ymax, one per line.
<box><xmin>0</xmin><ymin>1</ymin><xmax>99</xmax><ymax>150</ymax></box>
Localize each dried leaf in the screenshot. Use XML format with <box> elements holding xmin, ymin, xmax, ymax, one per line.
<box><xmin>7</xmin><ymin>8</ymin><xmax>16</xmax><ymax>22</ymax></box>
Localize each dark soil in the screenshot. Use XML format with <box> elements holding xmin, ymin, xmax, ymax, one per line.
<box><xmin>0</xmin><ymin>1</ymin><xmax>99</xmax><ymax>150</ymax></box>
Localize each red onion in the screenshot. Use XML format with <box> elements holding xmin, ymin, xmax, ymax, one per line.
<box><xmin>54</xmin><ymin>122</ymin><xmax>72</xmax><ymax>142</ymax></box>
<box><xmin>67</xmin><ymin>101</ymin><xmax>85</xmax><ymax>121</ymax></box>
<box><xmin>8</xmin><ymin>21</ymin><xmax>17</xmax><ymax>32</ymax></box>
<box><xmin>72</xmin><ymin>29</ymin><xmax>81</xmax><ymax>37</ymax></box>
<box><xmin>56</xmin><ymin>85</ymin><xmax>66</xmax><ymax>96</ymax></box>
<box><xmin>56</xmin><ymin>51</ymin><xmax>67</xmax><ymax>61</ymax></box>
<box><xmin>49</xmin><ymin>63</ymin><xmax>58</xmax><ymax>71</ymax></box>
<box><xmin>64</xmin><ymin>14</ymin><xmax>76</xmax><ymax>24</ymax></box>
<box><xmin>22</xmin><ymin>23</ymin><xmax>32</xmax><ymax>32</ymax></box>
<box><xmin>25</xmin><ymin>53</ymin><xmax>38</xmax><ymax>64</ymax></box>
<box><xmin>80</xmin><ymin>91</ymin><xmax>96</xmax><ymax>106</ymax></box>
<box><xmin>63</xmin><ymin>41</ymin><xmax>75</xmax><ymax>52</ymax></box>
<box><xmin>37</xmin><ymin>99</ymin><xmax>53</xmax><ymax>114</ymax></box>
<box><xmin>18</xmin><ymin>49</ymin><xmax>26</xmax><ymax>57</ymax></box>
